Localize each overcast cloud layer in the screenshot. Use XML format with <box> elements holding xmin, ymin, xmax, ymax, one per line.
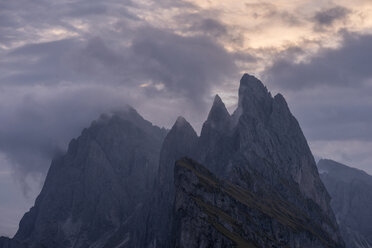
<box><xmin>1</xmin><ymin>0</ymin><xmax>372</xmax><ymax>237</ymax></box>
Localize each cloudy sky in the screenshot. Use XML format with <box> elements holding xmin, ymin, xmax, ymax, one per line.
<box><xmin>1</xmin><ymin>0</ymin><xmax>372</xmax><ymax>237</ymax></box>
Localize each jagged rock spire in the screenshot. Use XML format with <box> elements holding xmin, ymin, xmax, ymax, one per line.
<box><xmin>207</xmin><ymin>94</ymin><xmax>230</xmax><ymax>121</ymax></box>
<box><xmin>157</xmin><ymin>115</ymin><xmax>198</xmax><ymax>192</ymax></box>
<box><xmin>237</xmin><ymin>73</ymin><xmax>273</xmax><ymax>121</ymax></box>
<box><xmin>239</xmin><ymin>73</ymin><xmax>269</xmax><ymax>97</ymax></box>
<box><xmin>150</xmin><ymin>116</ymin><xmax>198</xmax><ymax>247</ymax></box>
<box><xmin>201</xmin><ymin>94</ymin><xmax>231</xmax><ymax>134</ymax></box>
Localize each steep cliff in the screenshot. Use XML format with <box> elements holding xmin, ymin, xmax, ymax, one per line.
<box><xmin>145</xmin><ymin>116</ymin><xmax>198</xmax><ymax>247</ymax></box>
<box><xmin>194</xmin><ymin>74</ymin><xmax>343</xmax><ymax>246</ymax></box>
<box><xmin>173</xmin><ymin>158</ymin><xmax>343</xmax><ymax>248</ymax></box>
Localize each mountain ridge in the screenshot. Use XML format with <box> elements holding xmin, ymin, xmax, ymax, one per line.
<box><xmin>1</xmin><ymin>73</ymin><xmax>345</xmax><ymax>248</ymax></box>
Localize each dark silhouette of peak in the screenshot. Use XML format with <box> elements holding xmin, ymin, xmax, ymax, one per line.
<box><xmin>171</xmin><ymin>116</ymin><xmax>197</xmax><ymax>136</ymax></box>
<box><xmin>239</xmin><ymin>73</ymin><xmax>270</xmax><ymax>100</ymax></box>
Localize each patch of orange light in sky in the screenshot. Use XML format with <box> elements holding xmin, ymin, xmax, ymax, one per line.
<box><xmin>186</xmin><ymin>0</ymin><xmax>372</xmax><ymax>50</ymax></box>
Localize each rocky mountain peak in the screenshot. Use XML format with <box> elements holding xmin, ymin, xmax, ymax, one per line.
<box><xmin>207</xmin><ymin>95</ymin><xmax>230</xmax><ymax>122</ymax></box>
<box><xmin>174</xmin><ymin>115</ymin><xmax>187</xmax><ymax>126</ymax></box>
<box><xmin>238</xmin><ymin>74</ymin><xmax>270</xmax><ymax>101</ymax></box>
<box><xmin>157</xmin><ymin>115</ymin><xmax>198</xmax><ymax>188</ymax></box>
<box><xmin>201</xmin><ymin>94</ymin><xmax>231</xmax><ymax>135</ymax></box>
<box><xmin>213</xmin><ymin>93</ymin><xmax>223</xmax><ymax>104</ymax></box>
<box><xmin>171</xmin><ymin>116</ymin><xmax>197</xmax><ymax>137</ymax></box>
<box><xmin>92</xmin><ymin>106</ymin><xmax>168</xmax><ymax>140</ymax></box>
<box><xmin>96</xmin><ymin>105</ymin><xmax>139</xmax><ymax>123</ymax></box>
<box><xmin>235</xmin><ymin>73</ymin><xmax>273</xmax><ymax>122</ymax></box>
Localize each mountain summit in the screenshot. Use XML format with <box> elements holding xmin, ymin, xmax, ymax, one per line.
<box><xmin>1</xmin><ymin>74</ymin><xmax>345</xmax><ymax>248</ymax></box>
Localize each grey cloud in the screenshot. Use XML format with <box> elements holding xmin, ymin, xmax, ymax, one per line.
<box><xmin>0</xmin><ymin>0</ymin><xmax>239</xmax><ymax>185</ymax></box>
<box><xmin>130</xmin><ymin>27</ymin><xmax>238</xmax><ymax>103</ymax></box>
<box><xmin>0</xmin><ymin>165</ymin><xmax>38</xmax><ymax>236</ymax></box>
<box><xmin>245</xmin><ymin>2</ymin><xmax>303</xmax><ymax>27</ymax></box>
<box><xmin>1</xmin><ymin>39</ymin><xmax>80</xmax><ymax>85</ymax></box>
<box><xmin>286</xmin><ymin>86</ymin><xmax>372</xmax><ymax>142</ymax></box>
<box><xmin>0</xmin><ymin>0</ymin><xmax>138</xmax><ymax>49</ymax></box>
<box><xmin>147</xmin><ymin>0</ymin><xmax>197</xmax><ymax>9</ymax></box>
<box><xmin>189</xmin><ymin>18</ymin><xmax>228</xmax><ymax>38</ymax></box>
<box><xmin>312</xmin><ymin>6</ymin><xmax>351</xmax><ymax>30</ymax></box>
<box><xmin>1</xmin><ymin>25</ymin><xmax>237</xmax><ymax>95</ymax></box>
<box><xmin>175</xmin><ymin>12</ymin><xmax>245</xmax><ymax>48</ymax></box>
<box><xmin>64</xmin><ymin>2</ymin><xmax>108</xmax><ymax>17</ymax></box>
<box><xmin>264</xmin><ymin>32</ymin><xmax>372</xmax><ymax>90</ymax></box>
<box><xmin>0</xmin><ymin>83</ymin><xmax>148</xmax><ymax>188</ymax></box>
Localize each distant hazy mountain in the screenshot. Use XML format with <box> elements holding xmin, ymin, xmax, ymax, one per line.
<box><xmin>0</xmin><ymin>74</ymin><xmax>344</xmax><ymax>248</ymax></box>
<box><xmin>318</xmin><ymin>159</ymin><xmax>372</xmax><ymax>248</ymax></box>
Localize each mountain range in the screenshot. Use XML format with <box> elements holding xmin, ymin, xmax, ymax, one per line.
<box><xmin>0</xmin><ymin>74</ymin><xmax>359</xmax><ymax>248</ymax></box>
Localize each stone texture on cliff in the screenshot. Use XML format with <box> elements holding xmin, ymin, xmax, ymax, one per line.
<box><xmin>318</xmin><ymin>159</ymin><xmax>372</xmax><ymax>248</ymax></box>
<box><xmin>173</xmin><ymin>158</ymin><xmax>343</xmax><ymax>248</ymax></box>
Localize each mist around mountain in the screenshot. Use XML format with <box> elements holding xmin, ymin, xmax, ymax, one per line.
<box><xmin>318</xmin><ymin>159</ymin><xmax>372</xmax><ymax>248</ymax></box>
<box><xmin>0</xmin><ymin>74</ymin><xmax>345</xmax><ymax>248</ymax></box>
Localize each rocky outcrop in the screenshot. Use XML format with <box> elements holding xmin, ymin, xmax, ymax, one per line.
<box><xmin>173</xmin><ymin>158</ymin><xmax>342</xmax><ymax>248</ymax></box>
<box><xmin>11</xmin><ymin>107</ymin><xmax>167</xmax><ymax>248</ymax></box>
<box><xmin>318</xmin><ymin>159</ymin><xmax>372</xmax><ymax>248</ymax></box>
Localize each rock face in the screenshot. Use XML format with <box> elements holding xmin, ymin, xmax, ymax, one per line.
<box><xmin>154</xmin><ymin>74</ymin><xmax>343</xmax><ymax>247</ymax></box>
<box><xmin>193</xmin><ymin>74</ymin><xmax>343</xmax><ymax>246</ymax></box>
<box><xmin>1</xmin><ymin>74</ymin><xmax>345</xmax><ymax>248</ymax></box>
<box><xmin>145</xmin><ymin>116</ymin><xmax>198</xmax><ymax>247</ymax></box>
<box><xmin>318</xmin><ymin>159</ymin><xmax>372</xmax><ymax>248</ymax></box>
<box><xmin>202</xmin><ymin>74</ymin><xmax>332</xmax><ymax>214</ymax></box>
<box><xmin>173</xmin><ymin>158</ymin><xmax>342</xmax><ymax>248</ymax></box>
<box><xmin>11</xmin><ymin>107</ymin><xmax>167</xmax><ymax>248</ymax></box>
